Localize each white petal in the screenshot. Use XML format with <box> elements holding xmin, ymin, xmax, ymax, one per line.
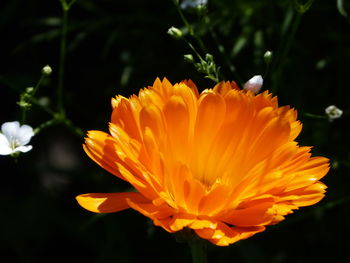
<box><xmin>15</xmin><ymin>145</ymin><xmax>33</xmax><ymax>153</ymax></box>
<box><xmin>181</xmin><ymin>0</ymin><xmax>207</xmax><ymax>9</ymax></box>
<box><xmin>243</xmin><ymin>75</ymin><xmax>263</xmax><ymax>94</ymax></box>
<box><xmin>0</xmin><ymin>133</ymin><xmax>12</xmax><ymax>155</ymax></box>
<box><xmin>18</xmin><ymin>124</ymin><xmax>34</xmax><ymax>145</ymax></box>
<box><xmin>1</xmin><ymin>121</ymin><xmax>20</xmax><ymax>139</ymax></box>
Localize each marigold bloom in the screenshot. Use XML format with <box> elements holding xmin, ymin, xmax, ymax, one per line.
<box><xmin>77</xmin><ymin>78</ymin><xmax>329</xmax><ymax>246</ymax></box>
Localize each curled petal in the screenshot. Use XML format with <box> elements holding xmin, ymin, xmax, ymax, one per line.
<box><xmin>76</xmin><ymin>192</ymin><xmax>149</xmax><ymax>213</ymax></box>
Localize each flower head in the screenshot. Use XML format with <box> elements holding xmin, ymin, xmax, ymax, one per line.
<box><xmin>167</xmin><ymin>26</ymin><xmax>183</xmax><ymax>40</ymax></box>
<box><xmin>0</xmin><ymin>121</ymin><xmax>34</xmax><ymax>155</ymax></box>
<box><xmin>325</xmin><ymin>105</ymin><xmax>343</xmax><ymax>121</ymax></box>
<box><xmin>42</xmin><ymin>64</ymin><xmax>52</xmax><ymax>76</ymax></box>
<box><xmin>180</xmin><ymin>0</ymin><xmax>208</xmax><ymax>10</ymax></box>
<box><xmin>77</xmin><ymin>78</ymin><xmax>329</xmax><ymax>246</ymax></box>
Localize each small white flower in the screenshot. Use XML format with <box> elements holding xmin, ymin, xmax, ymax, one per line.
<box><xmin>42</xmin><ymin>65</ymin><xmax>52</xmax><ymax>76</ymax></box>
<box><xmin>0</xmin><ymin>121</ymin><xmax>34</xmax><ymax>155</ymax></box>
<box><xmin>181</xmin><ymin>0</ymin><xmax>208</xmax><ymax>10</ymax></box>
<box><xmin>325</xmin><ymin>105</ymin><xmax>343</xmax><ymax>121</ymax></box>
<box><xmin>243</xmin><ymin>75</ymin><xmax>263</xmax><ymax>94</ymax></box>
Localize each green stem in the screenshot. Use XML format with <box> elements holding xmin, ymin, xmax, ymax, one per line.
<box><xmin>21</xmin><ymin>109</ymin><xmax>27</xmax><ymax>124</ymax></box>
<box><xmin>30</xmin><ymin>97</ymin><xmax>56</xmax><ymax>116</ymax></box>
<box><xmin>58</xmin><ymin>0</ymin><xmax>70</xmax><ymax>114</ymax></box>
<box><xmin>303</xmin><ymin>113</ymin><xmax>327</xmax><ymax>119</ymax></box>
<box><xmin>184</xmin><ymin>38</ymin><xmax>204</xmax><ymax>61</ymax></box>
<box><xmin>34</xmin><ymin>118</ymin><xmax>59</xmax><ymax>135</ymax></box>
<box><xmin>205</xmin><ymin>17</ymin><xmax>243</xmax><ymax>84</ymax></box>
<box><xmin>174</xmin><ymin>1</ymin><xmax>207</xmax><ymax>53</ymax></box>
<box><xmin>33</xmin><ymin>114</ymin><xmax>84</xmax><ymax>138</ymax></box>
<box><xmin>33</xmin><ymin>74</ymin><xmax>45</xmax><ymax>96</ymax></box>
<box><xmin>271</xmin><ymin>8</ymin><xmax>302</xmax><ymax>94</ymax></box>
<box><xmin>62</xmin><ymin>117</ymin><xmax>85</xmax><ymax>138</ymax></box>
<box><xmin>189</xmin><ymin>242</ymin><xmax>208</xmax><ymax>263</ymax></box>
<box><xmin>20</xmin><ymin>73</ymin><xmax>46</xmax><ymax>124</ymax></box>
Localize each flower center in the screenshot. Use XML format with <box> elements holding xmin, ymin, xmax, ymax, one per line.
<box><xmin>9</xmin><ymin>137</ymin><xmax>21</xmax><ymax>150</ymax></box>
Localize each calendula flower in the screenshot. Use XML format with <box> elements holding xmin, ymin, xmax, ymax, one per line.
<box><xmin>0</xmin><ymin>121</ymin><xmax>34</xmax><ymax>155</ymax></box>
<box><xmin>77</xmin><ymin>78</ymin><xmax>329</xmax><ymax>246</ymax></box>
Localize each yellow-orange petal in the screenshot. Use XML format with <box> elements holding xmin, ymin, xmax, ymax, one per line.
<box><xmin>76</xmin><ymin>192</ymin><xmax>149</xmax><ymax>213</ymax></box>
<box><xmin>222</xmin><ymin>200</ymin><xmax>275</xmax><ymax>226</ymax></box>
<box><xmin>127</xmin><ymin>198</ymin><xmax>175</xmax><ymax>232</ymax></box>
<box><xmin>111</xmin><ymin>96</ymin><xmax>142</xmax><ymax>141</ymax></box>
<box><xmin>195</xmin><ymin>222</ymin><xmax>265</xmax><ymax>246</ymax></box>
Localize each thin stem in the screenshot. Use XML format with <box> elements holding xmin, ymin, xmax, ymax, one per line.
<box><xmin>271</xmin><ymin>7</ymin><xmax>302</xmax><ymax>94</ymax></box>
<box><xmin>57</xmin><ymin>0</ymin><xmax>69</xmax><ymax>114</ymax></box>
<box><xmin>189</xmin><ymin>242</ymin><xmax>208</xmax><ymax>263</ymax></box>
<box><xmin>206</xmin><ymin>17</ymin><xmax>243</xmax><ymax>84</ymax></box>
<box><xmin>21</xmin><ymin>109</ymin><xmax>27</xmax><ymax>124</ymax></box>
<box><xmin>184</xmin><ymin>38</ymin><xmax>204</xmax><ymax>61</ymax></box>
<box><xmin>20</xmin><ymin>73</ymin><xmax>46</xmax><ymax>124</ymax></box>
<box><xmin>33</xmin><ymin>114</ymin><xmax>84</xmax><ymax>138</ymax></box>
<box><xmin>263</xmin><ymin>62</ymin><xmax>271</xmax><ymax>80</ymax></box>
<box><xmin>303</xmin><ymin>113</ymin><xmax>327</xmax><ymax>119</ymax></box>
<box><xmin>174</xmin><ymin>1</ymin><xmax>207</xmax><ymax>53</ymax></box>
<box><xmin>29</xmin><ymin>97</ymin><xmax>56</xmax><ymax>116</ymax></box>
<box><xmin>34</xmin><ymin>118</ymin><xmax>59</xmax><ymax>135</ymax></box>
<box><xmin>33</xmin><ymin>74</ymin><xmax>45</xmax><ymax>97</ymax></box>
<box><xmin>62</xmin><ymin>117</ymin><xmax>85</xmax><ymax>138</ymax></box>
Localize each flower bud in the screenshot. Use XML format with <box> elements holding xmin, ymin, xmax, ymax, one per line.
<box><xmin>325</xmin><ymin>105</ymin><xmax>343</xmax><ymax>121</ymax></box>
<box><xmin>42</xmin><ymin>65</ymin><xmax>52</xmax><ymax>75</ymax></box>
<box><xmin>205</xmin><ymin>53</ymin><xmax>214</xmax><ymax>62</ymax></box>
<box><xmin>243</xmin><ymin>75</ymin><xmax>263</xmax><ymax>94</ymax></box>
<box><xmin>167</xmin><ymin>26</ymin><xmax>183</xmax><ymax>40</ymax></box>
<box><xmin>25</xmin><ymin>87</ymin><xmax>34</xmax><ymax>94</ymax></box>
<box><xmin>264</xmin><ymin>50</ymin><xmax>272</xmax><ymax>65</ymax></box>
<box><xmin>38</xmin><ymin>96</ymin><xmax>50</xmax><ymax>107</ymax></box>
<box><xmin>184</xmin><ymin>54</ymin><xmax>194</xmax><ymax>63</ymax></box>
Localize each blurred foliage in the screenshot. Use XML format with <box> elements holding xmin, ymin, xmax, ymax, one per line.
<box><xmin>1</xmin><ymin>0</ymin><xmax>350</xmax><ymax>262</ymax></box>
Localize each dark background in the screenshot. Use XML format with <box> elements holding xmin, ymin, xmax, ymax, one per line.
<box><xmin>1</xmin><ymin>0</ymin><xmax>350</xmax><ymax>262</ymax></box>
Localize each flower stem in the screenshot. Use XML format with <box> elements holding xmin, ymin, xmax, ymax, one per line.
<box><xmin>189</xmin><ymin>241</ymin><xmax>208</xmax><ymax>263</ymax></box>
<box><xmin>303</xmin><ymin>113</ymin><xmax>327</xmax><ymax>119</ymax></box>
<box><xmin>173</xmin><ymin>0</ymin><xmax>207</xmax><ymax>53</ymax></box>
<box><xmin>271</xmin><ymin>6</ymin><xmax>302</xmax><ymax>94</ymax></box>
<box><xmin>33</xmin><ymin>113</ymin><xmax>84</xmax><ymax>138</ymax></box>
<box><xmin>184</xmin><ymin>38</ymin><xmax>204</xmax><ymax>62</ymax></box>
<box><xmin>34</xmin><ymin>118</ymin><xmax>59</xmax><ymax>135</ymax></box>
<box><xmin>58</xmin><ymin>0</ymin><xmax>76</xmax><ymax>114</ymax></box>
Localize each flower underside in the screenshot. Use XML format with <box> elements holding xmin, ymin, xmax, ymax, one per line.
<box><xmin>77</xmin><ymin>78</ymin><xmax>329</xmax><ymax>246</ymax></box>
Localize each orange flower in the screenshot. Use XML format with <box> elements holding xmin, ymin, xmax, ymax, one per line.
<box><xmin>77</xmin><ymin>78</ymin><xmax>329</xmax><ymax>246</ymax></box>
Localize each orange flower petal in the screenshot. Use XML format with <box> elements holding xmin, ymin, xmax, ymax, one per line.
<box><xmin>76</xmin><ymin>192</ymin><xmax>149</xmax><ymax>213</ymax></box>
<box><xmin>222</xmin><ymin>200</ymin><xmax>275</xmax><ymax>226</ymax></box>
<box><xmin>195</xmin><ymin>222</ymin><xmax>265</xmax><ymax>246</ymax></box>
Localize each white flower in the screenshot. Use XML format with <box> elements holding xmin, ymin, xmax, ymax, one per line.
<box><xmin>325</xmin><ymin>105</ymin><xmax>343</xmax><ymax>121</ymax></box>
<box><xmin>0</xmin><ymin>121</ymin><xmax>34</xmax><ymax>155</ymax></box>
<box><xmin>243</xmin><ymin>75</ymin><xmax>263</xmax><ymax>94</ymax></box>
<box><xmin>42</xmin><ymin>65</ymin><xmax>52</xmax><ymax>76</ymax></box>
<box><xmin>181</xmin><ymin>0</ymin><xmax>208</xmax><ymax>9</ymax></box>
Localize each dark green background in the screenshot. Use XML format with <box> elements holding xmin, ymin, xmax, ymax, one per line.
<box><xmin>1</xmin><ymin>0</ymin><xmax>349</xmax><ymax>262</ymax></box>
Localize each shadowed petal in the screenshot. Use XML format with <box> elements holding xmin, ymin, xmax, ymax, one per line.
<box><xmin>76</xmin><ymin>192</ymin><xmax>149</xmax><ymax>213</ymax></box>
